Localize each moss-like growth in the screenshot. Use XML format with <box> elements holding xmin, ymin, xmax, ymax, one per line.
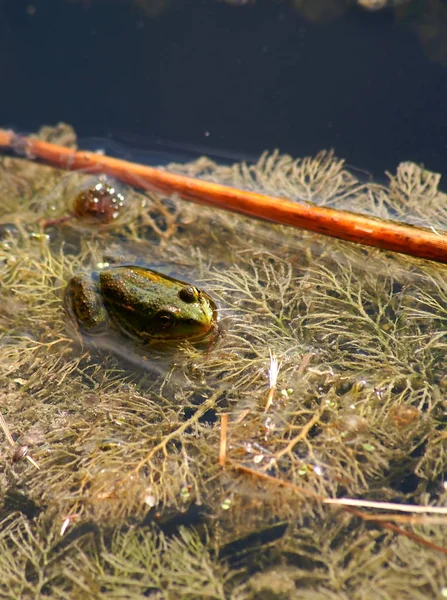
<box><xmin>1</xmin><ymin>124</ymin><xmax>447</xmax><ymax>598</ymax></box>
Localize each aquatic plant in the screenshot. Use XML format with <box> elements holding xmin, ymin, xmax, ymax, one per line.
<box><xmin>1</xmin><ymin>124</ymin><xmax>447</xmax><ymax>598</ymax></box>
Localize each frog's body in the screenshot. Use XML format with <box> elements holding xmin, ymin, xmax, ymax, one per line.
<box><xmin>65</xmin><ymin>266</ymin><xmax>217</xmax><ymax>345</ymax></box>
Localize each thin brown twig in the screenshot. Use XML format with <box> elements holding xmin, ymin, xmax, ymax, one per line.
<box><xmin>234</xmin><ymin>409</ymin><xmax>251</xmax><ymax>424</ymax></box>
<box><xmin>219</xmin><ymin>413</ymin><xmax>228</xmax><ymax>467</ymax></box>
<box><xmin>231</xmin><ymin>462</ymin><xmax>447</xmax><ymax>556</ymax></box>
<box><xmin>358</xmin><ymin>514</ymin><xmax>447</xmax><ymax>525</ymax></box>
<box><xmin>274</xmin><ymin>411</ymin><xmax>322</xmax><ymax>459</ymax></box>
<box><xmin>2</xmin><ymin>129</ymin><xmax>447</xmax><ymax>263</ymax></box>
<box><xmin>349</xmin><ymin>511</ymin><xmax>447</xmax><ymax>556</ymax></box>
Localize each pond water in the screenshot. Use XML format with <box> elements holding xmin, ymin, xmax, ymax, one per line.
<box><xmin>1</xmin><ymin>1</ymin><xmax>447</xmax><ymax>599</ymax></box>
<box><xmin>1</xmin><ymin>0</ymin><xmax>447</xmax><ymax>178</ymax></box>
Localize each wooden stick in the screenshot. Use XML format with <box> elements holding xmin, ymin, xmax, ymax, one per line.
<box><xmin>2</xmin><ymin>129</ymin><xmax>447</xmax><ymax>264</ymax></box>
<box><xmin>219</xmin><ymin>413</ymin><xmax>228</xmax><ymax>467</ymax></box>
<box><xmin>234</xmin><ymin>462</ymin><xmax>447</xmax><ymax>556</ymax></box>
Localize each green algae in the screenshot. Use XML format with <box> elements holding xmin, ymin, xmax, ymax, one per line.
<box><xmin>1</xmin><ymin>124</ymin><xmax>447</xmax><ymax>598</ymax></box>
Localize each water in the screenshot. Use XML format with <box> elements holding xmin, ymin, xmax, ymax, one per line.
<box><xmin>1</xmin><ymin>0</ymin><xmax>447</xmax><ymax>180</ymax></box>
<box><xmin>2</xmin><ymin>1</ymin><xmax>447</xmax><ymax>598</ymax></box>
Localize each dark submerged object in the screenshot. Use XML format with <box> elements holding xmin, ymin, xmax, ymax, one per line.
<box><xmin>72</xmin><ymin>181</ymin><xmax>125</xmax><ymax>225</ymax></box>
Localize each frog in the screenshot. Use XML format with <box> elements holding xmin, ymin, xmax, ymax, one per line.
<box><xmin>64</xmin><ymin>265</ymin><xmax>217</xmax><ymax>346</ymax></box>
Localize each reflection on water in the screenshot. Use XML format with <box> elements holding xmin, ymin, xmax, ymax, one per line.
<box><xmin>357</xmin><ymin>0</ymin><xmax>413</xmax><ymax>9</ymax></box>
<box><xmin>290</xmin><ymin>0</ymin><xmax>447</xmax><ymax>67</ymax></box>
<box><xmin>3</xmin><ymin>0</ymin><xmax>447</xmax><ymax>183</ymax></box>
<box><xmin>398</xmin><ymin>0</ymin><xmax>447</xmax><ymax>65</ymax></box>
<box><xmin>66</xmin><ymin>0</ymin><xmax>172</xmax><ymax>17</ymax></box>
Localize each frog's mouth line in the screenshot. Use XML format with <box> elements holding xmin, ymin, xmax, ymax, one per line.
<box><xmin>133</xmin><ymin>319</ymin><xmax>219</xmax><ymax>344</ymax></box>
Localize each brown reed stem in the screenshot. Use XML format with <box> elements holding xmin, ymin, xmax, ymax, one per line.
<box><xmin>2</xmin><ymin>129</ymin><xmax>447</xmax><ymax>263</ymax></box>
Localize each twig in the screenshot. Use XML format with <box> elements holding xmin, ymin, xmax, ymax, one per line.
<box><xmin>234</xmin><ymin>409</ymin><xmax>251</xmax><ymax>424</ymax></box>
<box><xmin>219</xmin><ymin>413</ymin><xmax>228</xmax><ymax>467</ymax></box>
<box><xmin>274</xmin><ymin>411</ymin><xmax>322</xmax><ymax>459</ymax></box>
<box><xmin>324</xmin><ymin>497</ymin><xmax>447</xmax><ymax>514</ymax></box>
<box><xmin>357</xmin><ymin>515</ymin><xmax>447</xmax><ymax>525</ymax></box>
<box><xmin>346</xmin><ymin>505</ymin><xmax>447</xmax><ymax>556</ymax></box>
<box><xmin>2</xmin><ymin>129</ymin><xmax>447</xmax><ymax>263</ymax></box>
<box><xmin>232</xmin><ymin>462</ymin><xmax>447</xmax><ymax>556</ymax></box>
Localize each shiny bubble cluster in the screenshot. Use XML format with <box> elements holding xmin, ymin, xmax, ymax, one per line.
<box><xmin>73</xmin><ymin>181</ymin><xmax>125</xmax><ymax>224</ymax></box>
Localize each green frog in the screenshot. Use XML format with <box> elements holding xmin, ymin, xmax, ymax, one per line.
<box><xmin>64</xmin><ymin>265</ymin><xmax>217</xmax><ymax>345</ymax></box>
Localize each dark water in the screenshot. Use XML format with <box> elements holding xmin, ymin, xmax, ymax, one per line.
<box><xmin>1</xmin><ymin>0</ymin><xmax>447</xmax><ymax>179</ymax></box>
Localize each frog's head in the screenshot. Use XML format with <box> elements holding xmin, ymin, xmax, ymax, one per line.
<box><xmin>99</xmin><ymin>266</ymin><xmax>217</xmax><ymax>343</ymax></box>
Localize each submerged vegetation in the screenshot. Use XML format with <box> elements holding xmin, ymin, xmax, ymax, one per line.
<box><xmin>1</xmin><ymin>124</ymin><xmax>447</xmax><ymax>598</ymax></box>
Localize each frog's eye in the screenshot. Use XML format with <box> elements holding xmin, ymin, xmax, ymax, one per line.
<box><xmin>156</xmin><ymin>309</ymin><xmax>176</xmax><ymax>330</ymax></box>
<box><xmin>178</xmin><ymin>286</ymin><xmax>199</xmax><ymax>304</ymax></box>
